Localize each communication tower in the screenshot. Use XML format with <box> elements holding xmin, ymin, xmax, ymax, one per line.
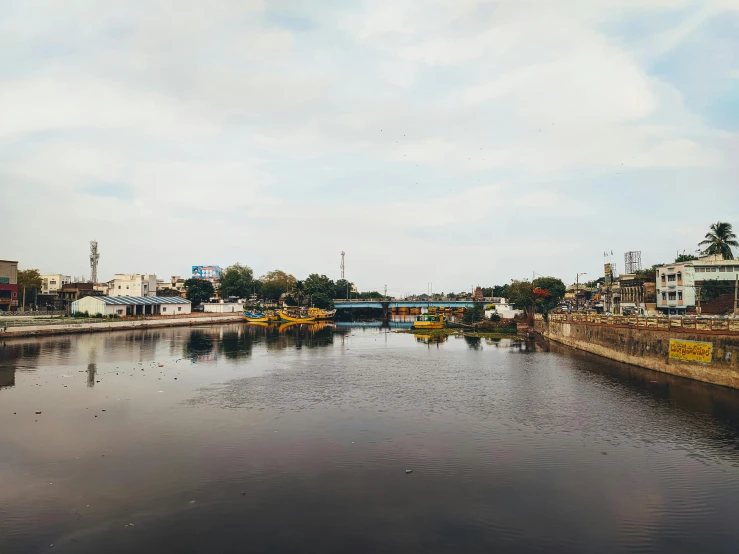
<box><xmin>90</xmin><ymin>240</ymin><xmax>100</xmax><ymax>283</ymax></box>
<box><xmin>340</xmin><ymin>251</ymin><xmax>345</xmax><ymax>280</ymax></box>
<box><xmin>624</xmin><ymin>251</ymin><xmax>642</xmax><ymax>274</ymax></box>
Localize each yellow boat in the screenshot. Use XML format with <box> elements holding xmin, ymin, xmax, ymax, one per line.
<box><xmin>308</xmin><ymin>307</ymin><xmax>336</xmax><ymax>320</ymax></box>
<box><xmin>244</xmin><ymin>310</ymin><xmax>269</xmax><ymax>323</ymax></box>
<box><xmin>279</xmin><ymin>309</ymin><xmax>316</xmax><ymax>323</ymax></box>
<box><xmin>413</xmin><ymin>314</ymin><xmax>445</xmax><ymax>330</ymax></box>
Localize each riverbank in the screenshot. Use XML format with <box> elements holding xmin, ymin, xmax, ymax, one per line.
<box><xmin>0</xmin><ymin>313</ymin><xmax>245</xmax><ymax>339</ymax></box>
<box><xmin>394</xmin><ymin>328</ymin><xmax>519</xmax><ymax>339</ymax></box>
<box><xmin>535</xmin><ymin>317</ymin><xmax>739</xmax><ymax>389</ymax></box>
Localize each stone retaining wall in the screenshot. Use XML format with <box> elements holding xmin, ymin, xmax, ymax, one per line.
<box><xmin>535</xmin><ymin>318</ymin><xmax>739</xmax><ymax>389</ymax></box>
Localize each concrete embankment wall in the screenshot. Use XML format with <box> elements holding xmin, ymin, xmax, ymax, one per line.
<box><xmin>0</xmin><ymin>314</ymin><xmax>245</xmax><ymax>339</ymax></box>
<box><xmin>535</xmin><ymin>319</ymin><xmax>739</xmax><ymax>389</ymax></box>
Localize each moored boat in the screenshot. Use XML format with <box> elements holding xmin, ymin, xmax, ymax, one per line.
<box><xmin>244</xmin><ymin>310</ymin><xmax>269</xmax><ymax>323</ymax></box>
<box><xmin>413</xmin><ymin>314</ymin><xmax>445</xmax><ymax>330</ymax></box>
<box><xmin>279</xmin><ymin>308</ymin><xmax>316</xmax><ymax>323</ymax></box>
<box><xmin>308</xmin><ymin>307</ymin><xmax>336</xmax><ymax>320</ymax></box>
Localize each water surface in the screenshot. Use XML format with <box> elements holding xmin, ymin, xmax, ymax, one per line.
<box><xmin>1</xmin><ymin>324</ymin><xmax>739</xmax><ymax>553</ymax></box>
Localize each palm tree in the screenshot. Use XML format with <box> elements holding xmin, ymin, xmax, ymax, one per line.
<box><xmin>293</xmin><ymin>280</ymin><xmax>306</xmax><ymax>306</ymax></box>
<box><xmin>699</xmin><ymin>221</ymin><xmax>739</xmax><ymax>260</ymax></box>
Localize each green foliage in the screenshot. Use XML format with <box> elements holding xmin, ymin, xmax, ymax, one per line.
<box><xmin>462</xmin><ymin>303</ymin><xmax>485</xmax><ymax>324</ymax></box>
<box><xmin>18</xmin><ymin>268</ymin><xmax>43</xmax><ymax>308</ymax></box>
<box><xmin>532</xmin><ymin>276</ymin><xmax>566</xmax><ymax>313</ymax></box>
<box><xmin>634</xmin><ymin>264</ymin><xmax>662</xmax><ymax>281</ymax></box>
<box><xmin>493</xmin><ymin>284</ymin><xmax>510</xmax><ymax>298</ymax></box>
<box><xmin>481</xmin><ymin>287</ymin><xmax>493</xmax><ymax>297</ymax></box>
<box><xmin>358</xmin><ymin>291</ymin><xmax>385</xmax><ymax>299</ymax></box>
<box><xmin>700</xmin><ymin>279</ymin><xmax>735</xmax><ymax>303</ymax></box>
<box><xmin>333</xmin><ymin>279</ymin><xmax>351</xmax><ymax>299</ymax></box>
<box><xmin>675</xmin><ymin>254</ymin><xmax>698</xmax><ymax>263</ymax></box>
<box><xmin>219</xmin><ymin>263</ymin><xmax>254</xmax><ymax>299</ymax></box>
<box><xmin>699</xmin><ymin>221</ymin><xmax>738</xmax><ymax>260</ymax></box>
<box><xmin>311</xmin><ymin>292</ymin><xmax>333</xmax><ymax>309</ymax></box>
<box><xmin>184</xmin><ymin>278</ymin><xmax>214</xmax><ymax>306</ymax></box>
<box><xmin>489</xmin><ymin>312</ymin><xmax>501</xmax><ymax>323</ymax></box>
<box><xmin>260</xmin><ymin>270</ymin><xmax>296</xmax><ymax>301</ymax></box>
<box><xmin>507</xmin><ymin>280</ymin><xmax>534</xmax><ymax>311</ymax></box>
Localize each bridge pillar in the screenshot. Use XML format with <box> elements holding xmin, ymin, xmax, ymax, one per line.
<box><xmin>381</xmin><ymin>301</ymin><xmax>390</xmax><ymax>321</ymax></box>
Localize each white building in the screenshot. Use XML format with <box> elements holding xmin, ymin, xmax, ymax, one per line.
<box><xmin>109</xmin><ymin>274</ymin><xmax>157</xmax><ymax>297</ymax></box>
<box><xmin>203</xmin><ymin>302</ymin><xmax>243</xmax><ymax>313</ymax></box>
<box><xmin>656</xmin><ymin>255</ymin><xmax>739</xmax><ymax>315</ymax></box>
<box><xmin>40</xmin><ymin>274</ymin><xmax>71</xmax><ymax>294</ymax></box>
<box><xmin>72</xmin><ymin>296</ymin><xmax>191</xmax><ymax>317</ymax></box>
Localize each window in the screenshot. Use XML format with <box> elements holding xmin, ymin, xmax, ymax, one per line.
<box><xmin>678</xmin><ymin>291</ymin><xmax>683</xmax><ymax>300</ymax></box>
<box><xmin>162</xmin><ymin>307</ymin><xmax>166</xmax><ymax>312</ymax></box>
<box><xmin>117</xmin><ymin>309</ymin><xmax>123</xmax><ymax>315</ymax></box>
<box><xmin>118</xmin><ymin>285</ymin><xmax>121</xmax><ymax>289</ymax></box>
<box><xmin>677</xmin><ymin>272</ymin><xmax>682</xmax><ymax>280</ymax></box>
<box><xmin>178</xmin><ymin>307</ymin><xmax>182</xmax><ymax>312</ymax></box>
<box><xmin>662</xmin><ymin>292</ymin><xmax>667</xmax><ymax>300</ymax></box>
<box><xmin>126</xmin><ymin>286</ymin><xmax>129</xmax><ymax>289</ymax></box>
<box><xmin>667</xmin><ymin>274</ymin><xmax>676</xmax><ymax>282</ymax></box>
<box><xmin>696</xmin><ymin>267</ymin><xmax>705</xmax><ymax>273</ymax></box>
<box><xmin>668</xmin><ymin>292</ymin><xmax>676</xmax><ymax>300</ymax></box>
<box><xmin>661</xmin><ymin>274</ymin><xmax>666</xmax><ymax>283</ymax></box>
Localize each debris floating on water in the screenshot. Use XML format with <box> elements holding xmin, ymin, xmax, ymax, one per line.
<box><xmin>405</xmin><ymin>469</ymin><xmax>413</xmax><ymax>474</ymax></box>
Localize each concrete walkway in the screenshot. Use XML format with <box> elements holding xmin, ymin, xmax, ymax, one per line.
<box><xmin>0</xmin><ymin>314</ymin><xmax>245</xmax><ymax>339</ymax></box>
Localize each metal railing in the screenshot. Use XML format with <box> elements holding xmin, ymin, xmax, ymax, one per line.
<box><xmin>549</xmin><ymin>313</ymin><xmax>739</xmax><ymax>333</ymax></box>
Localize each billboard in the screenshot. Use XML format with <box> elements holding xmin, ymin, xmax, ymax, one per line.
<box><xmin>191</xmin><ymin>265</ymin><xmax>221</xmax><ymax>281</ymax></box>
<box><xmin>669</xmin><ymin>339</ymin><xmax>712</xmax><ymax>364</ymax></box>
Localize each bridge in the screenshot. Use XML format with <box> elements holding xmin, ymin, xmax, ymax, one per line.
<box><xmin>333</xmin><ymin>299</ymin><xmax>482</xmax><ymax>309</ymax></box>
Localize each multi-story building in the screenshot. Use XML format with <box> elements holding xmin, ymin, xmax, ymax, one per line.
<box><xmin>0</xmin><ymin>260</ymin><xmax>19</xmax><ymax>311</ymax></box>
<box><xmin>109</xmin><ymin>274</ymin><xmax>157</xmax><ymax>297</ymax></box>
<box><xmin>656</xmin><ymin>255</ymin><xmax>739</xmax><ymax>315</ymax></box>
<box><xmin>40</xmin><ymin>274</ymin><xmax>72</xmax><ymax>295</ymax></box>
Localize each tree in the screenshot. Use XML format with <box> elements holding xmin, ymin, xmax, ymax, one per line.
<box><xmin>462</xmin><ymin>303</ymin><xmax>485</xmax><ymax>324</ymax></box>
<box><xmin>493</xmin><ymin>284</ymin><xmax>510</xmax><ymax>298</ymax></box>
<box><xmin>260</xmin><ymin>270</ymin><xmax>296</xmax><ymax>301</ymax></box>
<box><xmin>333</xmin><ymin>279</ymin><xmax>352</xmax><ymax>299</ymax></box>
<box><xmin>219</xmin><ymin>264</ymin><xmax>254</xmax><ymax>299</ymax></box>
<box><xmin>184</xmin><ymin>278</ymin><xmax>214</xmax><ymax>306</ymax></box>
<box><xmin>532</xmin><ymin>277</ymin><xmax>566</xmax><ymax>313</ymax></box>
<box><xmin>292</xmin><ymin>280</ymin><xmax>307</xmax><ymax>306</ymax></box>
<box><xmin>507</xmin><ymin>280</ymin><xmax>534</xmax><ymax>315</ymax></box>
<box><xmin>700</xmin><ymin>279</ymin><xmax>735</xmax><ymax>303</ymax></box>
<box><xmin>675</xmin><ymin>253</ymin><xmax>698</xmax><ymax>263</ymax></box>
<box><xmin>699</xmin><ymin>221</ymin><xmax>738</xmax><ymax>260</ymax></box>
<box><xmin>17</xmin><ymin>269</ymin><xmax>42</xmax><ymax>308</ymax></box>
<box><xmin>481</xmin><ymin>287</ymin><xmax>493</xmax><ymax>297</ymax></box>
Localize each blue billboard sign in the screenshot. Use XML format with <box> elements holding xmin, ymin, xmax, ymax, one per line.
<box><xmin>191</xmin><ymin>265</ymin><xmax>221</xmax><ymax>280</ymax></box>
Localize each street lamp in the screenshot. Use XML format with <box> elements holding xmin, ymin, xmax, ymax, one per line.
<box><xmin>576</xmin><ymin>272</ymin><xmax>587</xmax><ymax>311</ymax></box>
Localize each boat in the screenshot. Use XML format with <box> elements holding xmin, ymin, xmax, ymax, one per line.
<box><xmin>244</xmin><ymin>310</ymin><xmax>269</xmax><ymax>323</ymax></box>
<box><xmin>308</xmin><ymin>307</ymin><xmax>336</xmax><ymax>320</ymax></box>
<box><xmin>413</xmin><ymin>314</ymin><xmax>446</xmax><ymax>330</ymax></box>
<box><xmin>279</xmin><ymin>308</ymin><xmax>316</xmax><ymax>323</ymax></box>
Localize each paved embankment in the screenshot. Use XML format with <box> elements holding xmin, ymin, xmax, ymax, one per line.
<box><xmin>535</xmin><ymin>314</ymin><xmax>739</xmax><ymax>389</ymax></box>
<box><xmin>0</xmin><ymin>314</ymin><xmax>245</xmax><ymax>339</ymax></box>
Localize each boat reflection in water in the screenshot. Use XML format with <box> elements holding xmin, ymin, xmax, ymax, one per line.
<box><xmin>414</xmin><ymin>333</ymin><xmax>447</xmax><ymax>345</ymax></box>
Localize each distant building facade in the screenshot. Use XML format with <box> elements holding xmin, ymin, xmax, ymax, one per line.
<box><xmin>109</xmin><ymin>274</ymin><xmax>157</xmax><ymax>297</ymax></box>
<box><xmin>0</xmin><ymin>260</ymin><xmax>19</xmax><ymax>311</ymax></box>
<box><xmin>656</xmin><ymin>255</ymin><xmax>739</xmax><ymax>315</ymax></box>
<box><xmin>40</xmin><ymin>274</ymin><xmax>72</xmax><ymax>295</ymax></box>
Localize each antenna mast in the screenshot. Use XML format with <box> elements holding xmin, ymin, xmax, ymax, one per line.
<box><xmin>340</xmin><ymin>251</ymin><xmax>345</xmax><ymax>280</ymax></box>
<box><xmin>89</xmin><ymin>240</ymin><xmax>100</xmax><ymax>283</ymax></box>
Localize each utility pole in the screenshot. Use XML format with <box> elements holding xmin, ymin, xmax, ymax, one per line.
<box><xmin>734</xmin><ymin>274</ymin><xmax>738</xmax><ymax>316</ymax></box>
<box><xmin>22</xmin><ymin>287</ymin><xmax>26</xmax><ymax>313</ymax></box>
<box><xmin>340</xmin><ymin>251</ymin><xmax>345</xmax><ymax>281</ymax></box>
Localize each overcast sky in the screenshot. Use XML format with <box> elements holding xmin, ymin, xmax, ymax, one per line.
<box><xmin>2</xmin><ymin>0</ymin><xmax>737</xmax><ymax>295</ymax></box>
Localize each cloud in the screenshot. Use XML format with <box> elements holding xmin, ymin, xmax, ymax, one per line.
<box><xmin>1</xmin><ymin>0</ymin><xmax>737</xmax><ymax>290</ymax></box>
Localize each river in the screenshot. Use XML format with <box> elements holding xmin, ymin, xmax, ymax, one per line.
<box><xmin>1</xmin><ymin>323</ymin><xmax>739</xmax><ymax>553</ymax></box>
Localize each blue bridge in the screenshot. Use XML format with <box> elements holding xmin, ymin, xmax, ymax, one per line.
<box><xmin>334</xmin><ymin>299</ymin><xmax>481</xmax><ymax>310</ymax></box>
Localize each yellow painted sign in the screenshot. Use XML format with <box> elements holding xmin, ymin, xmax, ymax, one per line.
<box><xmin>669</xmin><ymin>339</ymin><xmax>713</xmax><ymax>364</ymax></box>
